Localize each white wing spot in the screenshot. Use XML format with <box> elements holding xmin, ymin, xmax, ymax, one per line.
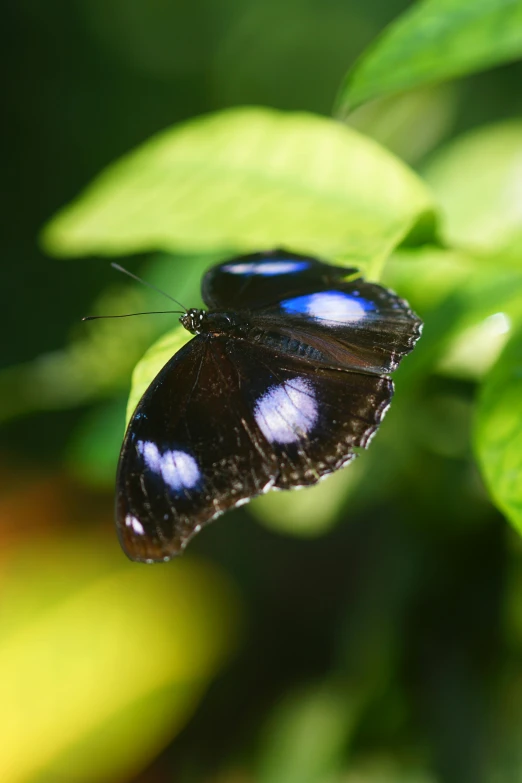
<box><xmin>222</xmin><ymin>260</ymin><xmax>309</xmax><ymax>276</ymax></box>
<box><xmin>139</xmin><ymin>440</ymin><xmax>162</xmax><ymax>472</ymax></box>
<box><xmin>282</xmin><ymin>291</ymin><xmax>372</xmax><ymax>324</ymax></box>
<box><xmin>137</xmin><ymin>441</ymin><xmax>201</xmax><ymax>491</ymax></box>
<box><xmin>254</xmin><ymin>378</ymin><xmax>318</xmax><ymax>444</ymax></box>
<box><xmin>125</xmin><ymin>515</ymin><xmax>145</xmax><ymax>536</ymax></box>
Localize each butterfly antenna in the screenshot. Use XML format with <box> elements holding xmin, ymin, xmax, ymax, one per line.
<box><xmin>111</xmin><ymin>262</ymin><xmax>188</xmax><ymax>311</ymax></box>
<box><xmin>82</xmin><ymin>310</ymin><xmax>185</xmax><ymax>322</ymax></box>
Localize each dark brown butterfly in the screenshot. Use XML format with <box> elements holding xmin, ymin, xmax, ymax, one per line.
<box><xmin>116</xmin><ymin>250</ymin><xmax>422</xmax><ymax>562</ymax></box>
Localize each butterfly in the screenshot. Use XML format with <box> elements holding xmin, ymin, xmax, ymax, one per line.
<box><xmin>116</xmin><ymin>249</ymin><xmax>422</xmax><ymax>562</ymax></box>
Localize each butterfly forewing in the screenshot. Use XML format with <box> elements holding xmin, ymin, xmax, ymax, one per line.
<box><xmin>202</xmin><ymin>249</ymin><xmax>359</xmax><ymax>310</ymax></box>
<box><xmin>116</xmin><ymin>337</ymin><xmax>278</xmax><ymax>562</ymax></box>
<box><xmin>204</xmin><ymin>251</ymin><xmax>422</xmax><ymax>374</ymax></box>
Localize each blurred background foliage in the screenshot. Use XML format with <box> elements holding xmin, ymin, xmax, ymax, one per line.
<box><xmin>2</xmin><ymin>0</ymin><xmax>522</xmax><ymax>781</ymax></box>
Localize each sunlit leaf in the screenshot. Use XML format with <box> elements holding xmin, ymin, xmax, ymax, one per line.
<box><xmin>348</xmin><ymin>84</ymin><xmax>457</xmax><ymax>165</ymax></box>
<box><xmin>474</xmin><ymin>328</ymin><xmax>522</xmax><ymax>535</ymax></box>
<box><xmin>42</xmin><ymin>107</ymin><xmax>436</xmax><ymax>278</ymax></box>
<box><xmin>383</xmin><ymin>247</ymin><xmax>474</xmax><ymax>313</ymax></box>
<box><xmin>423</xmin><ymin>120</ymin><xmax>522</xmax><ymax>253</ymax></box>
<box><xmin>387</xmin><ymin>247</ymin><xmax>519</xmax><ymax>382</ymax></box>
<box><xmin>336</xmin><ymin>0</ymin><xmax>522</xmax><ymax>115</ymax></box>
<box><xmin>436</xmin><ymin>312</ymin><xmax>511</xmax><ymax>380</ymax></box>
<box><xmin>0</xmin><ymin>534</ymin><xmax>240</xmax><ymax>783</ymax></box>
<box><xmin>385</xmin><ymin>255</ymin><xmax>522</xmax><ymax>384</ymax></box>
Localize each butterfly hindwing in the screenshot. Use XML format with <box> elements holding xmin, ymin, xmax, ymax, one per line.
<box><xmin>223</xmin><ymin>340</ymin><xmax>393</xmax><ymax>490</ymax></box>
<box><xmin>116</xmin><ymin>335</ymin><xmax>393</xmax><ymax>562</ymax></box>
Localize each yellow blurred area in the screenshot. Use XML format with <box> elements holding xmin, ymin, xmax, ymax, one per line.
<box><xmin>0</xmin><ymin>492</ymin><xmax>241</xmax><ymax>783</ymax></box>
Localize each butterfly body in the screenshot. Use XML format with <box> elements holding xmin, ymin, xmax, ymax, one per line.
<box><xmin>116</xmin><ymin>250</ymin><xmax>422</xmax><ymax>563</ymax></box>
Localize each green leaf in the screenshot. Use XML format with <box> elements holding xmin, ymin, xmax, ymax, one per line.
<box><xmin>0</xmin><ymin>533</ymin><xmax>240</xmax><ymax>783</ymax></box>
<box><xmin>336</xmin><ymin>0</ymin><xmax>522</xmax><ymax>115</ymax></box>
<box><xmin>384</xmin><ymin>247</ymin><xmax>474</xmax><ymax>313</ymax></box>
<box><xmin>347</xmin><ymin>84</ymin><xmax>457</xmax><ymax>166</ymax></box>
<box><xmin>474</xmin><ymin>328</ymin><xmax>522</xmax><ymax>535</ymax></box>
<box><xmin>384</xmin><ymin>250</ymin><xmax>522</xmax><ymax>384</ymax></box>
<box><xmin>422</xmin><ymin>120</ymin><xmax>522</xmax><ymax>253</ymax></box>
<box><xmin>42</xmin><ymin>107</ymin><xmax>435</xmax><ymax>278</ymax></box>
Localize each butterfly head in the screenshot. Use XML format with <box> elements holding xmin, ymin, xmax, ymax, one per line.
<box><xmin>180</xmin><ymin>309</ymin><xmax>245</xmax><ymax>336</ymax></box>
<box><xmin>180</xmin><ymin>308</ymin><xmax>207</xmax><ymax>334</ymax></box>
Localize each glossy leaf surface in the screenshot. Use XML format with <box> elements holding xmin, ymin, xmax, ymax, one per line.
<box><xmin>336</xmin><ymin>0</ymin><xmax>522</xmax><ymax>114</ymax></box>
<box><xmin>423</xmin><ymin>120</ymin><xmax>522</xmax><ymax>253</ymax></box>
<box><xmin>42</xmin><ymin>107</ymin><xmax>435</xmax><ymax>277</ymax></box>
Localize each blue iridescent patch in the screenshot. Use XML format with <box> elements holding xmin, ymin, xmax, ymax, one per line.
<box><xmin>281</xmin><ymin>290</ymin><xmax>376</xmax><ymax>324</ymax></box>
